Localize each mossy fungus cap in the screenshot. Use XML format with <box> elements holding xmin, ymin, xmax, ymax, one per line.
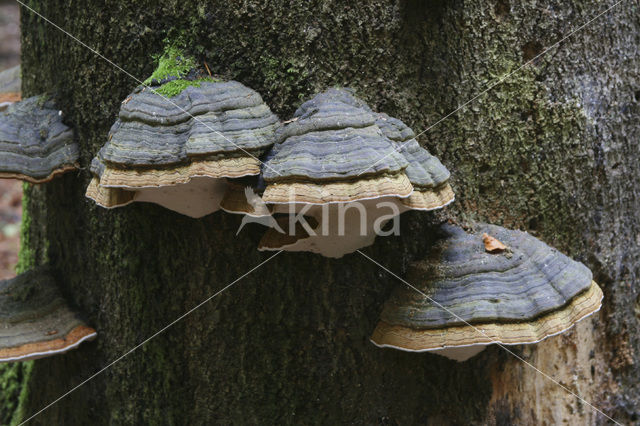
<box><xmin>0</xmin><ymin>66</ymin><xmax>21</xmax><ymax>110</ymax></box>
<box><xmin>371</xmin><ymin>222</ymin><xmax>603</xmax><ymax>361</ymax></box>
<box><xmin>86</xmin><ymin>50</ymin><xmax>280</xmax><ymax>217</ymax></box>
<box><xmin>99</xmin><ymin>81</ymin><xmax>279</xmax><ymax>169</ymax></box>
<box><xmin>0</xmin><ymin>268</ymin><xmax>97</xmax><ymax>362</ymax></box>
<box><xmin>0</xmin><ymin>96</ymin><xmax>78</xmax><ymax>183</ymax></box>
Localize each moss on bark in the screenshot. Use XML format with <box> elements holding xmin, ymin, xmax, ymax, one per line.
<box><xmin>0</xmin><ymin>362</ymin><xmax>27</xmax><ymax>425</ymax></box>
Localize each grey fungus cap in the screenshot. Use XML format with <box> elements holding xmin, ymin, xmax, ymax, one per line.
<box><xmin>0</xmin><ymin>96</ymin><xmax>78</xmax><ymax>183</ymax></box>
<box><xmin>261</xmin><ymin>88</ymin><xmax>413</xmax><ymax>204</ymax></box>
<box><xmin>371</xmin><ymin>222</ymin><xmax>603</xmax><ymax>361</ymax></box>
<box><xmin>0</xmin><ymin>268</ymin><xmax>97</xmax><ymax>362</ymax></box>
<box><xmin>375</xmin><ymin>113</ymin><xmax>453</xmax><ymax>210</ymax></box>
<box><xmin>257</xmin><ymin>88</ymin><xmax>454</xmax><ymax>257</ymax></box>
<box><xmin>86</xmin><ymin>80</ymin><xmax>280</xmax><ymax>218</ymax></box>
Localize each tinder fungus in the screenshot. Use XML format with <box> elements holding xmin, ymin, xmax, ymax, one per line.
<box><xmin>375</xmin><ymin>113</ymin><xmax>454</xmax><ymax>210</ymax></box>
<box><xmin>0</xmin><ymin>268</ymin><xmax>97</xmax><ymax>362</ymax></box>
<box><xmin>256</xmin><ymin>88</ymin><xmax>453</xmax><ymax>258</ymax></box>
<box><xmin>0</xmin><ymin>96</ymin><xmax>78</xmax><ymax>183</ymax></box>
<box><xmin>0</xmin><ymin>66</ymin><xmax>20</xmax><ymax>110</ymax></box>
<box><xmin>86</xmin><ymin>50</ymin><xmax>280</xmax><ymax>218</ymax></box>
<box><xmin>371</xmin><ymin>223</ymin><xmax>603</xmax><ymax>362</ymax></box>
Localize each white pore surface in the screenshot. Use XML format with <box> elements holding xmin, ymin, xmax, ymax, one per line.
<box><xmin>371</xmin><ymin>339</ymin><xmax>488</xmax><ymax>363</ymax></box>
<box><xmin>133</xmin><ymin>177</ymin><xmax>227</xmax><ymax>218</ymax></box>
<box><xmin>429</xmin><ymin>345</ymin><xmax>488</xmax><ymax>362</ymax></box>
<box><xmin>266</xmin><ymin>197</ymin><xmax>409</xmax><ymax>258</ymax></box>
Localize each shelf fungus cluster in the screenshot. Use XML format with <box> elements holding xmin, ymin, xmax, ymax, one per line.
<box><xmin>86</xmin><ymin>75</ymin><xmax>280</xmax><ymax>218</ymax></box>
<box><xmin>0</xmin><ymin>66</ymin><xmax>21</xmax><ymax>110</ymax></box>
<box><xmin>0</xmin><ymin>95</ymin><xmax>78</xmax><ymax>183</ymax></box>
<box><xmin>241</xmin><ymin>88</ymin><xmax>454</xmax><ymax>258</ymax></box>
<box><xmin>0</xmin><ymin>268</ymin><xmax>96</xmax><ymax>362</ymax></box>
<box><xmin>371</xmin><ymin>223</ymin><xmax>603</xmax><ymax>362</ymax></box>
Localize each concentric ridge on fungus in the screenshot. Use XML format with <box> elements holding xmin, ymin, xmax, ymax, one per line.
<box><xmin>261</xmin><ymin>88</ymin><xmax>411</xmax><ymax>203</ymax></box>
<box><xmin>101</xmin><ymin>81</ymin><xmax>278</xmax><ymax>167</ymax></box>
<box><xmin>375</xmin><ymin>113</ymin><xmax>454</xmax><ymax>210</ymax></box>
<box><xmin>86</xmin><ymin>77</ymin><xmax>280</xmax><ymax>217</ymax></box>
<box><xmin>371</xmin><ymin>222</ymin><xmax>603</xmax><ymax>361</ymax></box>
<box><xmin>372</xmin><ymin>281</ymin><xmax>602</xmax><ymax>351</ymax></box>
<box><xmin>260</xmin><ymin>88</ymin><xmax>454</xmax><ymax>205</ymax></box>
<box><xmin>262</xmin><ymin>173</ymin><xmax>413</xmax><ymax>205</ymax></box>
<box><xmin>0</xmin><ymin>96</ymin><xmax>78</xmax><ymax>183</ymax></box>
<box><xmin>254</xmin><ymin>88</ymin><xmax>454</xmax><ymax>258</ymax></box>
<box><xmin>0</xmin><ymin>268</ymin><xmax>97</xmax><ymax>362</ymax></box>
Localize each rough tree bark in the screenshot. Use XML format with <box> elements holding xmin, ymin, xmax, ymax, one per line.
<box><xmin>9</xmin><ymin>0</ymin><xmax>640</xmax><ymax>424</ymax></box>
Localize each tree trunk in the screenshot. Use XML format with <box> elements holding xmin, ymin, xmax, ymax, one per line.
<box><xmin>13</xmin><ymin>0</ymin><xmax>639</xmax><ymax>424</ymax></box>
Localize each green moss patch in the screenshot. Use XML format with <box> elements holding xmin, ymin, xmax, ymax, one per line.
<box><xmin>143</xmin><ymin>45</ymin><xmax>197</xmax><ymax>85</ymax></box>
<box><xmin>142</xmin><ymin>43</ymin><xmax>220</xmax><ymax>97</ymax></box>
<box><xmin>0</xmin><ymin>362</ymin><xmax>31</xmax><ymax>425</ymax></box>
<box><xmin>153</xmin><ymin>77</ymin><xmax>217</xmax><ymax>98</ymax></box>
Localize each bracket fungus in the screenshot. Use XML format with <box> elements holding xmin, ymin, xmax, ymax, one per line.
<box><xmin>0</xmin><ymin>268</ymin><xmax>96</xmax><ymax>362</ymax></box>
<box><xmin>0</xmin><ymin>66</ymin><xmax>21</xmax><ymax>110</ymax></box>
<box><xmin>371</xmin><ymin>223</ymin><xmax>603</xmax><ymax>362</ymax></box>
<box><xmin>256</xmin><ymin>88</ymin><xmax>453</xmax><ymax>258</ymax></box>
<box><xmin>375</xmin><ymin>113</ymin><xmax>454</xmax><ymax>210</ymax></box>
<box><xmin>0</xmin><ymin>96</ymin><xmax>78</xmax><ymax>183</ymax></box>
<box><xmin>86</xmin><ymin>51</ymin><xmax>280</xmax><ymax>218</ymax></box>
